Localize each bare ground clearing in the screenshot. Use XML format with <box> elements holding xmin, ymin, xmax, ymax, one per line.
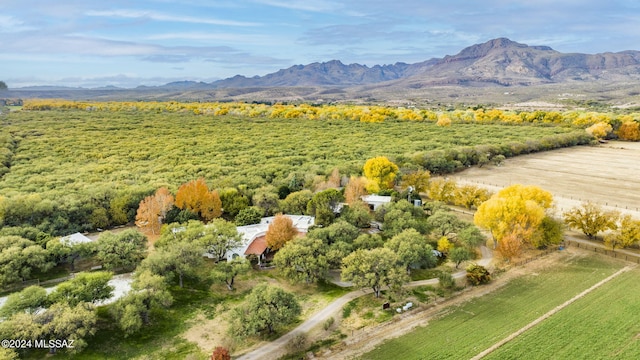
<box><xmin>451</xmin><ymin>141</ymin><xmax>640</xmax><ymax>219</ymax></box>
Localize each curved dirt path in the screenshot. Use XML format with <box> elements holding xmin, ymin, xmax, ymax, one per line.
<box><xmin>236</xmin><ymin>248</ymin><xmax>493</xmax><ymax>360</ymax></box>
<box><xmin>471</xmin><ymin>264</ymin><xmax>635</xmax><ymax>359</ymax></box>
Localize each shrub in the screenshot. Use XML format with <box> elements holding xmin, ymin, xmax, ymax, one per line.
<box><xmin>466</xmin><ymin>264</ymin><xmax>491</xmax><ymax>286</ymax></box>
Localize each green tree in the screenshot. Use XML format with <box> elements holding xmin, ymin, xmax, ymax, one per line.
<box><xmin>211</xmin><ymin>258</ymin><xmax>250</xmax><ymax>290</ymax></box>
<box><xmin>339</xmin><ymin>202</ymin><xmax>372</xmax><ymax>228</ymax></box>
<box><xmin>449</xmin><ymin>247</ymin><xmax>473</xmax><ymax>269</ymax></box>
<box><xmin>363</xmin><ymin>156</ymin><xmax>399</xmax><ymax>192</ymax></box>
<box><xmin>0</xmin><ymin>285</ymin><xmax>48</xmax><ymax>317</ymax></box>
<box><xmin>0</xmin><ymin>236</ymin><xmax>53</xmax><ymax>287</ymax></box>
<box><xmin>231</xmin><ymin>284</ymin><xmax>301</xmax><ymax>336</ymax></box>
<box><xmin>353</xmin><ymin>233</ymin><xmax>384</xmax><ymax>250</ymax></box>
<box><xmin>274</xmin><ymin>237</ymin><xmax>329</xmax><ymax>284</ymax></box>
<box><xmin>46</xmin><ymin>238</ymin><xmax>93</xmax><ymax>271</ymax></box>
<box><xmin>141</xmin><ymin>240</ymin><xmax>204</xmax><ymax>288</ymax></box>
<box><xmin>49</xmin><ymin>271</ymin><xmax>114</xmax><ymax>306</ymax></box>
<box><xmin>307</xmin><ymin>220</ymin><xmax>360</xmax><ymax>245</ymax></box>
<box><xmin>252</xmin><ymin>190</ymin><xmax>280</xmax><ymax>216</ymax></box>
<box><xmin>200</xmin><ymin>219</ymin><xmax>243</xmax><ymax>261</ymax></box>
<box><xmin>563</xmin><ymin>202</ymin><xmax>619</xmax><ymax>239</ymax></box>
<box><xmin>111</xmin><ymin>271</ymin><xmax>173</xmax><ymax>335</ymax></box>
<box><xmin>531</xmin><ymin>216</ymin><xmax>564</xmax><ymax>248</ymax></box>
<box><xmin>426</xmin><ymin>210</ymin><xmax>467</xmax><ymax>237</ymax></box>
<box><xmin>306</xmin><ymin>188</ymin><xmax>344</xmax><ymax>227</ymax></box>
<box><xmin>341</xmin><ymin>248</ymin><xmax>408</xmax><ymax>298</ymax></box>
<box><xmin>280</xmin><ymin>190</ymin><xmax>313</xmax><ymax>215</ymax></box>
<box><xmin>0</xmin><ymin>81</ymin><xmax>7</xmax><ymax>90</ymax></box>
<box><xmin>39</xmin><ymin>302</ymin><xmax>97</xmax><ymax>354</ymax></box>
<box><xmin>235</xmin><ymin>206</ymin><xmax>264</xmax><ymax>226</ymax></box>
<box><xmin>380</xmin><ymin>200</ymin><xmax>429</xmax><ymax>237</ymax></box>
<box><xmin>457</xmin><ymin>226</ymin><xmax>486</xmax><ymax>249</ymax></box>
<box><xmin>384</xmin><ymin>228</ymin><xmax>435</xmax><ymax>273</ymax></box>
<box><xmin>219</xmin><ymin>188</ymin><xmax>249</xmax><ymax>218</ymax></box>
<box><xmin>95</xmin><ymin>229</ymin><xmax>147</xmax><ymax>271</ymax></box>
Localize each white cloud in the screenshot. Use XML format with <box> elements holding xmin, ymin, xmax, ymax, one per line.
<box><xmin>252</xmin><ymin>0</ymin><xmax>344</xmax><ymax>13</ymax></box>
<box><xmin>0</xmin><ymin>15</ymin><xmax>36</xmax><ymax>32</ymax></box>
<box><xmin>85</xmin><ymin>9</ymin><xmax>261</xmax><ymax>27</ymax></box>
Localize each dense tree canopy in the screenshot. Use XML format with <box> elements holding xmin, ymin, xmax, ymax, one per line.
<box><xmin>0</xmin><ymin>236</ymin><xmax>53</xmax><ymax>287</ymax></box>
<box><xmin>49</xmin><ymin>271</ymin><xmax>113</xmax><ymax>306</ymax></box>
<box><xmin>341</xmin><ymin>248</ymin><xmax>408</xmax><ymax>298</ymax></box>
<box><xmin>274</xmin><ymin>236</ymin><xmax>329</xmax><ymax>283</ymax></box>
<box><xmin>231</xmin><ymin>284</ymin><xmax>301</xmax><ymax>336</ymax></box>
<box><xmin>95</xmin><ymin>229</ymin><xmax>147</xmax><ymax>271</ymax></box>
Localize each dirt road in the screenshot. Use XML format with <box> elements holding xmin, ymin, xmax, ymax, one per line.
<box><xmin>236</xmin><ymin>248</ymin><xmax>492</xmax><ymax>360</ymax></box>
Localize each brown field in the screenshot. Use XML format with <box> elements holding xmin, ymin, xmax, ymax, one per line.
<box><xmin>451</xmin><ymin>141</ymin><xmax>640</xmax><ymax>219</ymax></box>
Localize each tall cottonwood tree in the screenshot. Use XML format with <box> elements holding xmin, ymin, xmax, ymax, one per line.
<box><xmin>363</xmin><ymin>156</ymin><xmax>399</xmax><ymax>193</ymax></box>
<box><xmin>474</xmin><ymin>184</ymin><xmax>552</xmax><ymax>251</ymax></box>
<box><xmin>135</xmin><ymin>187</ymin><xmax>174</xmax><ymax>234</ymax></box>
<box><xmin>265</xmin><ymin>214</ymin><xmax>298</xmax><ymax>251</ymax></box>
<box><xmin>175</xmin><ymin>178</ymin><xmax>222</xmax><ymax>221</ymax></box>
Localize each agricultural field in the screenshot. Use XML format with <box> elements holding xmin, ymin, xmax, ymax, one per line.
<box><xmin>0</xmin><ymin>108</ymin><xmax>587</xmax><ymax>235</ymax></box>
<box><xmin>453</xmin><ymin>141</ymin><xmax>640</xmax><ymax>218</ymax></box>
<box><xmin>362</xmin><ymin>251</ymin><xmax>626</xmax><ymax>360</ymax></box>
<box><xmin>484</xmin><ymin>266</ymin><xmax>640</xmax><ymax>360</ymax></box>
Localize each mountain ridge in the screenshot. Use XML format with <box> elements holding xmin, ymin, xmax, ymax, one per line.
<box><xmin>199</xmin><ymin>37</ymin><xmax>640</xmax><ymax>89</ymax></box>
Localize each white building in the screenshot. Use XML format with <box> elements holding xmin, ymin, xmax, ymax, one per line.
<box><xmin>60</xmin><ymin>232</ymin><xmax>93</xmax><ymax>246</ymax></box>
<box><xmin>225</xmin><ymin>215</ymin><xmax>315</xmax><ymax>264</ymax></box>
<box><xmin>361</xmin><ymin>195</ymin><xmax>392</xmax><ymax>211</ymax></box>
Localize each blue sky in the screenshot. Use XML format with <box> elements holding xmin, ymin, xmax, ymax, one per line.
<box><xmin>2</xmin><ymin>0</ymin><xmax>640</xmax><ymax>88</ymax></box>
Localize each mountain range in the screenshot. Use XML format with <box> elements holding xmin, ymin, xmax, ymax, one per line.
<box><xmin>160</xmin><ymin>37</ymin><xmax>640</xmax><ymax>89</ymax></box>
<box><xmin>10</xmin><ymin>38</ymin><xmax>640</xmax><ymax>106</ymax></box>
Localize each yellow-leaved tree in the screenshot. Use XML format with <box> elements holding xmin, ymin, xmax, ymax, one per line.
<box><xmin>175</xmin><ymin>178</ymin><xmax>222</xmax><ymax>222</ymax></box>
<box><xmin>617</xmin><ymin>121</ymin><xmax>640</xmax><ymax>141</ymax></box>
<box><xmin>344</xmin><ymin>176</ymin><xmax>369</xmax><ymax>204</ymax></box>
<box><xmin>585</xmin><ymin>122</ymin><xmax>612</xmax><ymax>139</ymax></box>
<box><xmin>135</xmin><ymin>187</ymin><xmax>175</xmax><ymax>235</ymax></box>
<box><xmin>363</xmin><ymin>156</ymin><xmax>399</xmax><ymax>193</ymax></box>
<box><xmin>265</xmin><ymin>214</ymin><xmax>298</xmax><ymax>251</ymax></box>
<box><xmin>474</xmin><ymin>184</ymin><xmax>553</xmax><ymax>255</ymax></box>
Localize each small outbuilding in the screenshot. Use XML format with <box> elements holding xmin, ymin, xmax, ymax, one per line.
<box><xmin>361</xmin><ymin>195</ymin><xmax>392</xmax><ymax>211</ymax></box>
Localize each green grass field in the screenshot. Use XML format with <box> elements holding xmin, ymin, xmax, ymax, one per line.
<box><xmin>362</xmin><ymin>253</ymin><xmax>626</xmax><ymax>360</ymax></box>
<box><xmin>484</xmin><ymin>267</ymin><xmax>640</xmax><ymax>360</ymax></box>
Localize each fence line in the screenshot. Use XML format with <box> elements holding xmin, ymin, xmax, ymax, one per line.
<box><xmin>564</xmin><ymin>239</ymin><xmax>640</xmax><ymax>264</ymax></box>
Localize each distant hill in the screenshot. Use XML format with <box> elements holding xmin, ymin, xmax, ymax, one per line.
<box><xmin>206</xmin><ymin>60</ymin><xmax>435</xmax><ymax>88</ymax></box>
<box><xmin>191</xmin><ymin>37</ymin><xmax>640</xmax><ymax>89</ymax></box>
